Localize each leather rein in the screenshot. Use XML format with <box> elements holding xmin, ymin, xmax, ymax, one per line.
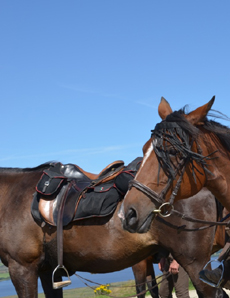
<box><xmin>129</xmin><ymin>177</ymin><xmax>230</xmax><ymax>231</ymax></box>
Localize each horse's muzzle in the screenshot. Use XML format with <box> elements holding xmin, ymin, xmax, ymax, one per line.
<box><xmin>118</xmin><ymin>202</ymin><xmax>154</xmax><ymax>233</ymax></box>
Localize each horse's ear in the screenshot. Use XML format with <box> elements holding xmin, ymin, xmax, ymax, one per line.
<box><xmin>158</xmin><ymin>97</ymin><xmax>173</xmax><ymax>120</ymax></box>
<box><xmin>186</xmin><ymin>96</ymin><xmax>215</xmax><ymax>125</ymax></box>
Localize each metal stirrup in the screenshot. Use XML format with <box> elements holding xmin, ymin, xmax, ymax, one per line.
<box><xmin>199</xmin><ymin>260</ymin><xmax>224</xmax><ymax>288</ymax></box>
<box><xmin>52</xmin><ymin>265</ymin><xmax>72</xmax><ymax>289</ymax></box>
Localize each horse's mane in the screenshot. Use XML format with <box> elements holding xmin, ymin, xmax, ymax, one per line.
<box><xmin>0</xmin><ymin>162</ymin><xmax>53</xmax><ymax>173</ymax></box>
<box><xmin>203</xmin><ymin>119</ymin><xmax>230</xmax><ymax>152</ymax></box>
<box><xmin>164</xmin><ymin>107</ymin><xmax>230</xmax><ymax>153</ymax></box>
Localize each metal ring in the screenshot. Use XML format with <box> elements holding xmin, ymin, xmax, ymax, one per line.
<box><xmin>154</xmin><ymin>202</ymin><xmax>174</xmax><ymax>218</ymax></box>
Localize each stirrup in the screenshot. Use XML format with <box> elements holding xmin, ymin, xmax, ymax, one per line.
<box><xmin>199</xmin><ymin>259</ymin><xmax>224</xmax><ymax>288</ymax></box>
<box><xmin>52</xmin><ymin>265</ymin><xmax>72</xmax><ymax>289</ymax></box>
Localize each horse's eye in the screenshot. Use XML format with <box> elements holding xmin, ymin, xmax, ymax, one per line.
<box><xmin>168</xmin><ymin>147</ymin><xmax>177</xmax><ymax>156</ymax></box>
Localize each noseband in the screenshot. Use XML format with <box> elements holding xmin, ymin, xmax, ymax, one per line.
<box><xmin>129</xmin><ymin>120</ymin><xmax>211</xmax><ymax>217</ymax></box>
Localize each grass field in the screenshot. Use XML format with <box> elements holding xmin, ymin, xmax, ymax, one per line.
<box><xmin>0</xmin><ymin>262</ymin><xmax>9</xmax><ymax>281</ymax></box>
<box><xmin>0</xmin><ymin>260</ymin><xmax>196</xmax><ymax>298</ymax></box>
<box><xmin>2</xmin><ymin>280</ymin><xmax>140</xmax><ymax>298</ymax></box>
<box><xmin>1</xmin><ymin>276</ymin><xmax>196</xmax><ymax>298</ymax></box>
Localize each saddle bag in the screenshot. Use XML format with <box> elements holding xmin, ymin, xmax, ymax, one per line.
<box><xmin>36</xmin><ymin>162</ymin><xmax>67</xmax><ymax>196</ymax></box>
<box><xmin>74</xmin><ymin>181</ymin><xmax>122</xmax><ymax>220</ymax></box>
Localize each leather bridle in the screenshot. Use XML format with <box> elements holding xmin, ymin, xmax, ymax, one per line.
<box><xmin>129</xmin><ymin>161</ymin><xmax>187</xmax><ymax>217</ymax></box>
<box><xmin>128</xmin><ymin>120</ymin><xmax>210</xmax><ymax>218</ymax></box>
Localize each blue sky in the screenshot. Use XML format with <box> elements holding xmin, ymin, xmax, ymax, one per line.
<box><xmin>1</xmin><ymin>1</ymin><xmax>230</xmax><ymax>172</ymax></box>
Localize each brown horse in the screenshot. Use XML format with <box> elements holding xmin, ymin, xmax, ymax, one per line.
<box><xmin>0</xmin><ymin>163</ymin><xmax>227</xmax><ymax>298</ymax></box>
<box><xmin>0</xmin><ymin>164</ymin><xmax>157</xmax><ymax>298</ymax></box>
<box><xmin>120</xmin><ymin>96</ymin><xmax>230</xmax><ymax>234</ymax></box>
<box><xmin>133</xmin><ymin>188</ymin><xmax>229</xmax><ymax>298</ymax></box>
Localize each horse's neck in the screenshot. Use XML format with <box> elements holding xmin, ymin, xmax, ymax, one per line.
<box><xmin>204</xmin><ymin>133</ymin><xmax>230</xmax><ymax>212</ymax></box>
<box><xmin>0</xmin><ymin>169</ymin><xmax>40</xmax><ymax>193</ymax></box>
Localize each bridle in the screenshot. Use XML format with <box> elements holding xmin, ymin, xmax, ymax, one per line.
<box><xmin>129</xmin><ymin>162</ymin><xmax>186</xmax><ymax>217</ymax></box>
<box><xmin>128</xmin><ymin>120</ymin><xmax>212</xmax><ymax>218</ymax></box>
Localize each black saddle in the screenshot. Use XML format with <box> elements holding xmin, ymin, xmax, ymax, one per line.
<box><xmin>31</xmin><ymin>157</ymin><xmax>142</xmax><ymax>226</ymax></box>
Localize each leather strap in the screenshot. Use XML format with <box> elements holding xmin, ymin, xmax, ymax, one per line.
<box><xmin>56</xmin><ymin>183</ymin><xmax>72</xmax><ymax>266</ymax></box>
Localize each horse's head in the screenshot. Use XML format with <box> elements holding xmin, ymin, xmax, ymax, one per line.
<box><xmin>119</xmin><ymin>96</ymin><xmax>215</xmax><ymax>233</ymax></box>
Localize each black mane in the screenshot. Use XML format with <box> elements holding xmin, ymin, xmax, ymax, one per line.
<box><xmin>151</xmin><ymin>106</ymin><xmax>230</xmax><ymax>181</ymax></box>
<box><xmin>165</xmin><ymin>109</ymin><xmax>199</xmax><ymax>139</ymax></box>
<box><xmin>164</xmin><ymin>107</ymin><xmax>230</xmax><ymax>153</ymax></box>
<box><xmin>0</xmin><ymin>162</ymin><xmax>53</xmax><ymax>173</ymax></box>
<box><xmin>203</xmin><ymin>119</ymin><xmax>230</xmax><ymax>152</ymax></box>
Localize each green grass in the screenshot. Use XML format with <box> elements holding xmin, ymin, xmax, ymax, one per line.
<box><xmin>189</xmin><ymin>279</ymin><xmax>195</xmax><ymax>290</ymax></box>
<box><xmin>0</xmin><ymin>259</ymin><xmax>195</xmax><ymax>298</ymax></box>
<box><xmin>0</xmin><ymin>262</ymin><xmax>10</xmax><ymax>281</ymax></box>
<box><xmin>1</xmin><ymin>278</ymin><xmax>196</xmax><ymax>298</ymax></box>
<box><xmin>1</xmin><ymin>280</ymin><xmax>139</xmax><ymax>298</ymax></box>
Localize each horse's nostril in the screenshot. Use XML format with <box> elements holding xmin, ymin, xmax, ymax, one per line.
<box><xmin>127</xmin><ymin>207</ymin><xmax>137</xmax><ymax>219</ymax></box>
<box><xmin>126</xmin><ymin>207</ymin><xmax>138</xmax><ymax>228</ymax></box>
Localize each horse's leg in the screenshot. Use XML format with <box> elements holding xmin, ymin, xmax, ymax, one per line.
<box><xmin>132</xmin><ymin>260</ymin><xmax>147</xmax><ymax>298</ymax></box>
<box><xmin>181</xmin><ymin>259</ymin><xmax>228</xmax><ymax>298</ymax></box>
<box><xmin>132</xmin><ymin>257</ymin><xmax>159</xmax><ymax>298</ymax></box>
<box><xmin>8</xmin><ymin>259</ymin><xmax>39</xmax><ymax>298</ymax></box>
<box><xmin>39</xmin><ymin>270</ymin><xmax>63</xmax><ymax>298</ymax></box>
<box><xmin>146</xmin><ymin>261</ymin><xmax>159</xmax><ymax>298</ymax></box>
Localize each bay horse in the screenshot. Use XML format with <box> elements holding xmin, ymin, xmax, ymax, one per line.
<box><xmin>120</xmin><ymin>96</ymin><xmax>230</xmax><ymax>234</ymax></box>
<box><xmin>0</xmin><ymin>163</ymin><xmax>227</xmax><ymax>298</ymax></box>
<box><xmin>133</xmin><ymin>188</ymin><xmax>229</xmax><ymax>298</ymax></box>
<box><xmin>0</xmin><ymin>163</ymin><xmax>156</xmax><ymax>298</ymax></box>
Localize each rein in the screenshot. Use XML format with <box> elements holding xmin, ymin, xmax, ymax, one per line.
<box><xmin>156</xmin><ymin>210</ymin><xmax>230</xmax><ymax>232</ymax></box>
<box><xmin>74</xmin><ymin>271</ymin><xmax>171</xmax><ymax>298</ymax></box>
<box><xmin>130</xmin><ymin>179</ymin><xmax>230</xmax><ymax>230</ymax></box>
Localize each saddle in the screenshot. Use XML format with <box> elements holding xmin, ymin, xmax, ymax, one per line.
<box><xmin>32</xmin><ymin>157</ymin><xmax>143</xmax><ymax>226</ymax></box>
<box><xmin>31</xmin><ymin>157</ymin><xmax>142</xmax><ymax>289</ymax></box>
<box><xmin>32</xmin><ymin>160</ymin><xmax>125</xmax><ymax>226</ymax></box>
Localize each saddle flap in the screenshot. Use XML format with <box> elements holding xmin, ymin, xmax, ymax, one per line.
<box><xmin>38</xmin><ymin>182</ymin><xmax>81</xmax><ymax>226</ymax></box>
